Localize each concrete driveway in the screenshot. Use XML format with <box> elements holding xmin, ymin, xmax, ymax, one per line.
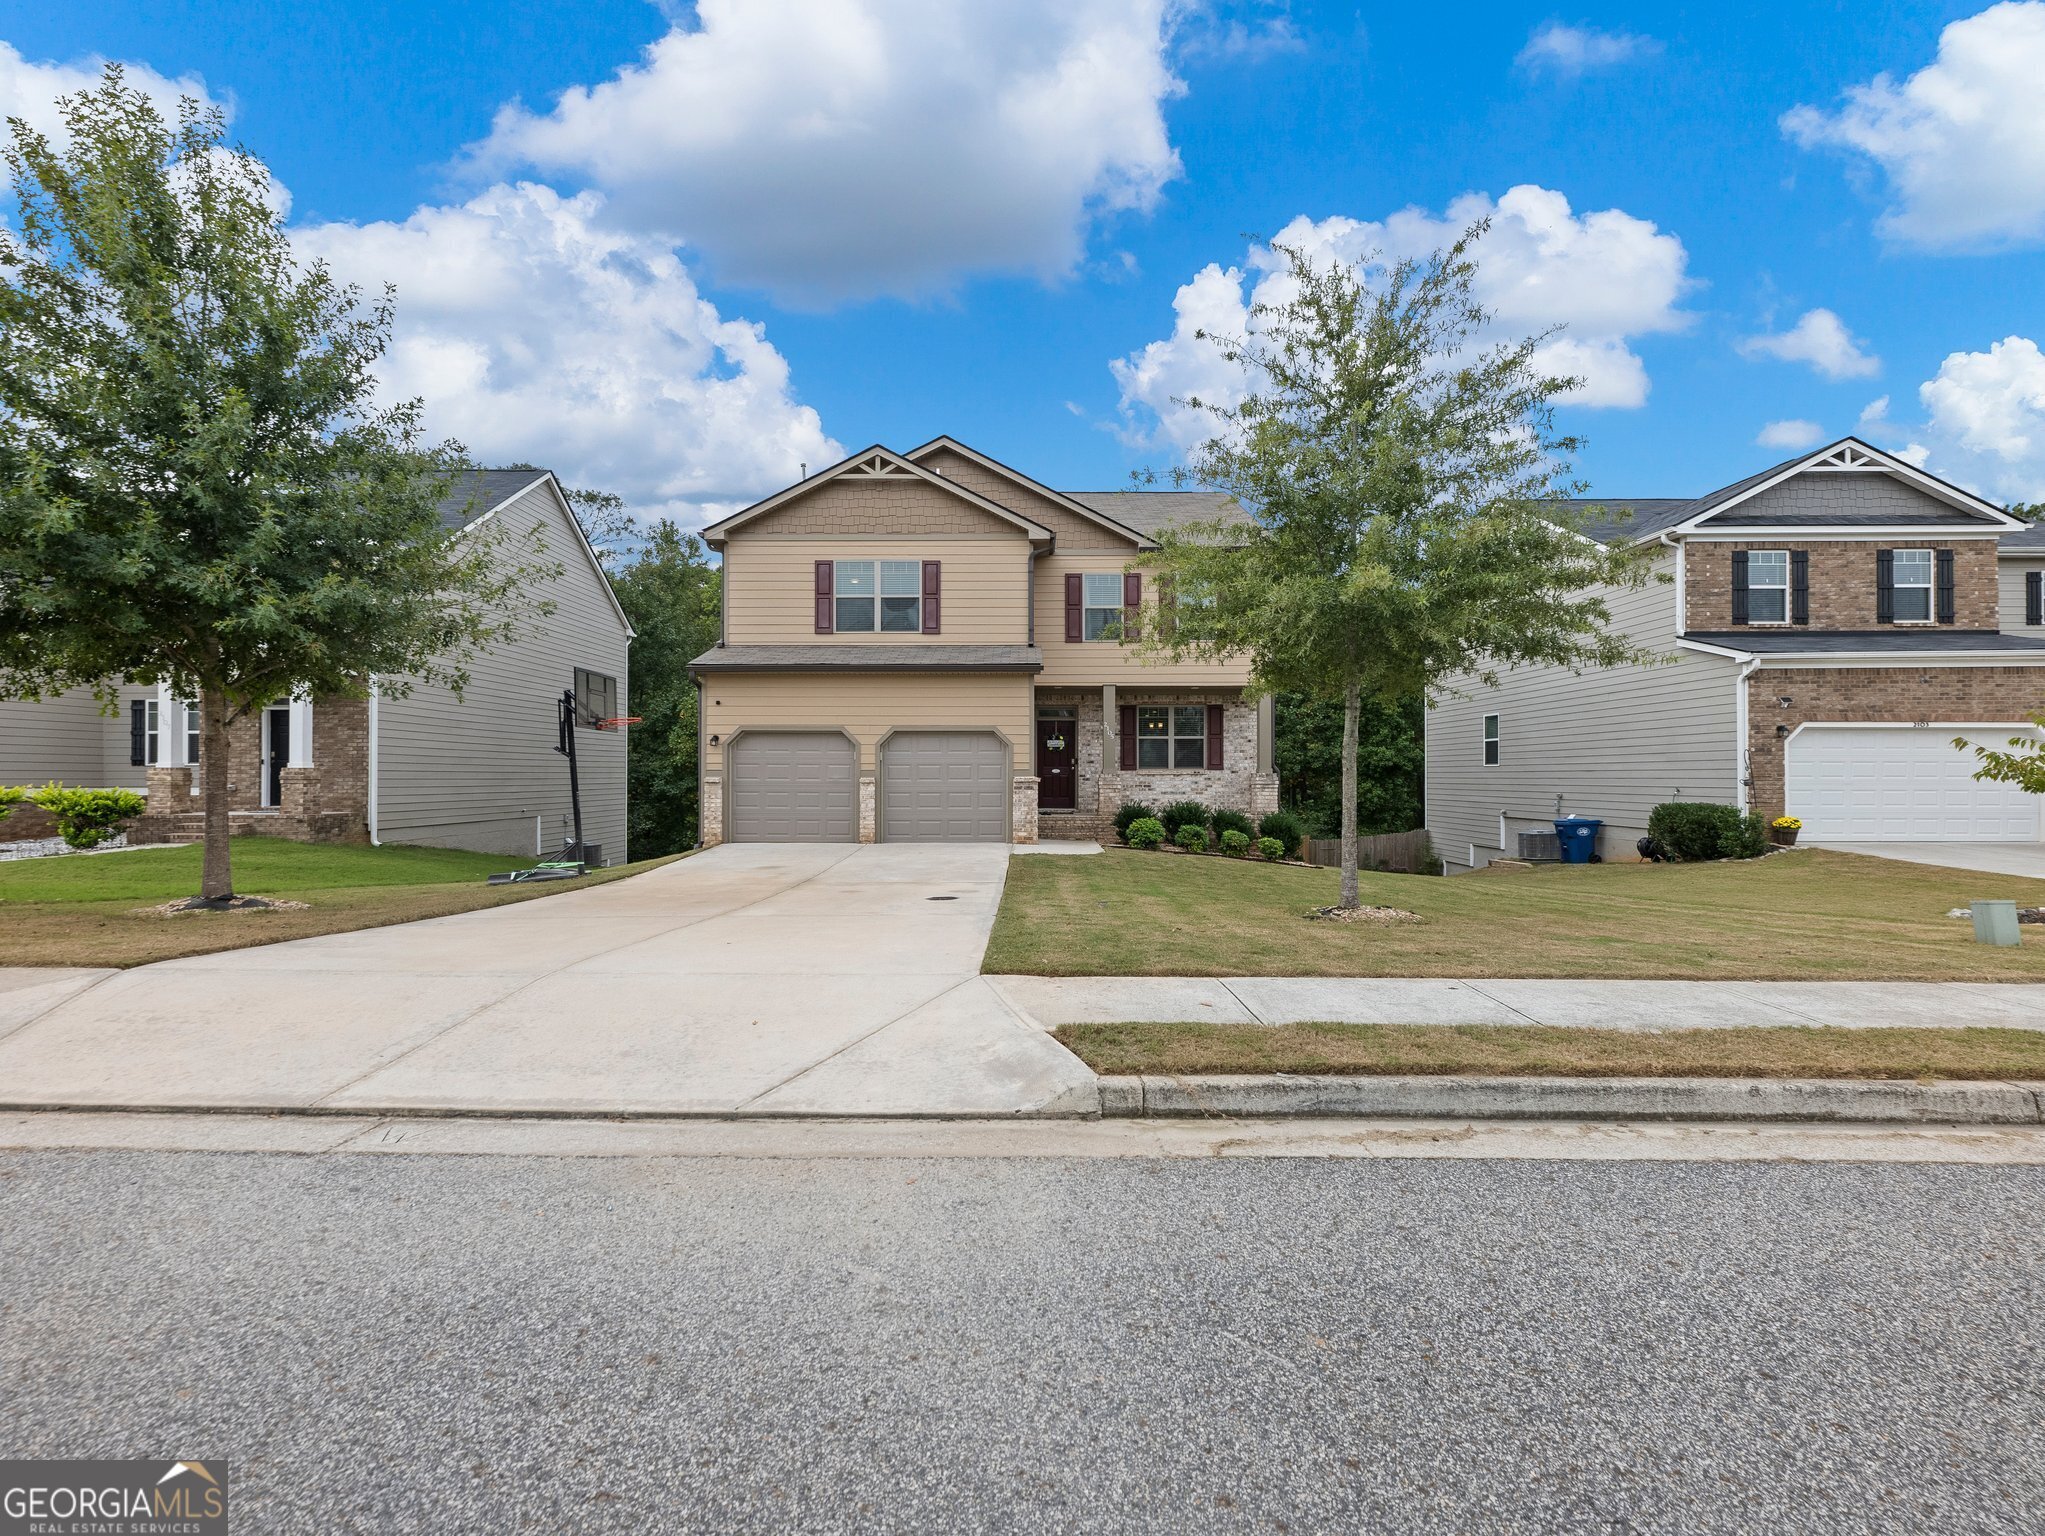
<box><xmin>1813</xmin><ymin>842</ymin><xmax>2045</xmax><ymax>879</ymax></box>
<box><xmin>0</xmin><ymin>845</ymin><xmax>1096</xmax><ymax>1118</ymax></box>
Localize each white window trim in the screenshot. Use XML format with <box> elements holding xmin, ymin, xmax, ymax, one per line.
<box><xmin>1746</xmin><ymin>549</ymin><xmax>1791</xmax><ymax>625</ymax></box>
<box><xmin>1133</xmin><ymin>703</ymin><xmax>1208</xmax><ymax>771</ymax></box>
<box><xmin>1082</xmin><ymin>573</ymin><xmax>1124</xmax><ymax>642</ymax></box>
<box><xmin>143</xmin><ymin>700</ymin><xmax>160</xmax><ymax>766</ymax></box>
<box><xmin>1482</xmin><ymin>714</ymin><xmax>1499</xmax><ymax>767</ymax></box>
<box><xmin>1891</xmin><ymin>548</ymin><xmax>1936</xmax><ymax>625</ymax></box>
<box><xmin>829</xmin><ymin>558</ymin><xmax>924</xmax><ymax>635</ymax></box>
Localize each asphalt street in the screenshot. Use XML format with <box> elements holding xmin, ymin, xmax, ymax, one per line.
<box><xmin>2</xmin><ymin>1147</ymin><xmax>2040</xmax><ymax>1533</ymax></box>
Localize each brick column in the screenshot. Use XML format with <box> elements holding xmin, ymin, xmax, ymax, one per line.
<box><xmin>699</xmin><ymin>775</ymin><xmax>724</xmax><ymax>848</ymax></box>
<box><xmin>1010</xmin><ymin>776</ymin><xmax>1040</xmax><ymax>843</ymax></box>
<box><xmin>858</xmin><ymin>775</ymin><xmax>877</xmax><ymax>843</ymax></box>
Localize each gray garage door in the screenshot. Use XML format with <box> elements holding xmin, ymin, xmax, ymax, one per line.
<box><xmin>728</xmin><ymin>732</ymin><xmax>857</xmax><ymax>842</ymax></box>
<box><xmin>879</xmin><ymin>731</ymin><xmax>1009</xmax><ymax>842</ymax></box>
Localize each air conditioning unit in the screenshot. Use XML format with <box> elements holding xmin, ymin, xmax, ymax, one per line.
<box><xmin>1516</xmin><ymin>831</ymin><xmax>1561</xmax><ymax>862</ymax></box>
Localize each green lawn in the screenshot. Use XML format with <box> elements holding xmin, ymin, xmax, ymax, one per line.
<box><xmin>984</xmin><ymin>846</ymin><xmax>2045</xmax><ymax>980</ymax></box>
<box><xmin>1057</xmin><ymin>1020</ymin><xmax>2045</xmax><ymax>1080</ymax></box>
<box><xmin>0</xmin><ymin>837</ymin><xmax>683</xmax><ymax>968</ymax></box>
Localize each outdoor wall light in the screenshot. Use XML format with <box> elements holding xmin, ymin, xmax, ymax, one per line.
<box><xmin>1777</xmin><ymin>696</ymin><xmax>1793</xmax><ymax>707</ymax></box>
<box><xmin>709</xmin><ymin>734</ymin><xmax>721</xmax><ymax>746</ymax></box>
<box><xmin>1775</xmin><ymin>724</ymin><xmax>1790</xmax><ymax>738</ymax></box>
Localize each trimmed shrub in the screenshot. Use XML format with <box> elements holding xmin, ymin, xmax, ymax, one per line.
<box><xmin>1220</xmin><ymin>829</ymin><xmax>1251</xmax><ymax>858</ymax></box>
<box><xmin>1111</xmin><ymin>801</ymin><xmax>1156</xmax><ymax>845</ymax></box>
<box><xmin>0</xmin><ymin>786</ymin><xmax>22</xmax><ymax>824</ymax></box>
<box><xmin>1256</xmin><ymin>836</ymin><xmax>1285</xmax><ymax>862</ymax></box>
<box><xmin>1256</xmin><ymin>810</ymin><xmax>1307</xmax><ymax>857</ymax></box>
<box><xmin>1211</xmin><ymin>808</ymin><xmax>1255</xmax><ymax>843</ymax></box>
<box><xmin>1125</xmin><ymin>816</ymin><xmax>1166</xmax><ymax>850</ymax></box>
<box><xmin>1175</xmin><ymin>823</ymin><xmax>1209</xmax><ymax>853</ymax></box>
<box><xmin>26</xmin><ymin>784</ymin><xmax>147</xmax><ymax>850</ymax></box>
<box><xmin>1158</xmin><ymin>800</ymin><xmax>1212</xmax><ymax>841</ymax></box>
<box><xmin>1647</xmin><ymin>801</ymin><xmax>1768</xmax><ymax>862</ymax></box>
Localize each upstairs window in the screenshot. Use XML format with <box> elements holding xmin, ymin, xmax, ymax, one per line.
<box><xmin>575</xmin><ymin>667</ymin><xmax>618</xmax><ymax>725</ymax></box>
<box><xmin>1083</xmin><ymin>573</ymin><xmax>1124</xmax><ymax>640</ymax></box>
<box><xmin>879</xmin><ymin>560</ymin><xmax>922</xmax><ymax>632</ymax></box>
<box><xmin>834</xmin><ymin>560</ymin><xmax>876</xmax><ymax>631</ymax></box>
<box><xmin>1746</xmin><ymin>550</ymin><xmax>1790</xmax><ymax>623</ymax></box>
<box><xmin>1891</xmin><ymin>549</ymin><xmax>1934</xmax><ymax>622</ymax></box>
<box><xmin>1136</xmin><ymin>705</ymin><xmax>1208</xmax><ymax>769</ymax></box>
<box><xmin>1483</xmin><ymin>714</ymin><xmax>1500</xmax><ymax>766</ymax></box>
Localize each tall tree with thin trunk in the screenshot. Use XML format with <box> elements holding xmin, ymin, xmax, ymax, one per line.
<box><xmin>0</xmin><ymin>70</ymin><xmax>552</xmax><ymax>902</ymax></box>
<box><xmin>1135</xmin><ymin>228</ymin><xmax>1654</xmax><ymax>907</ymax></box>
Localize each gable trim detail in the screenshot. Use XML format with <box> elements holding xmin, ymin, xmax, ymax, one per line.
<box><xmin>702</xmin><ymin>444</ymin><xmax>1054</xmax><ymax>545</ymax></box>
<box><xmin>1675</xmin><ymin>437</ymin><xmax>2021</xmax><ymax>535</ymax></box>
<box><xmin>905</xmin><ymin>435</ymin><xmax>1153</xmax><ymax>548</ymax></box>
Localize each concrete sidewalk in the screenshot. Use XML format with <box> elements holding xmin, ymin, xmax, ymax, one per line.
<box><xmin>991</xmin><ymin>975</ymin><xmax>2045</xmax><ymax>1031</ymax></box>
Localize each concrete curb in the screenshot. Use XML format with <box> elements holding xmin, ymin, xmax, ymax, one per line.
<box><xmin>1097</xmin><ymin>1074</ymin><xmax>2045</xmax><ymax>1125</ymax></box>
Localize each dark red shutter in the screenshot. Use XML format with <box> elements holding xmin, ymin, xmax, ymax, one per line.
<box><xmin>1206</xmin><ymin>704</ymin><xmax>1223</xmax><ymax>769</ymax></box>
<box><xmin>1157</xmin><ymin>574</ymin><xmax>1177</xmax><ymax>639</ymax></box>
<box><xmin>1936</xmin><ymin>548</ymin><xmax>1956</xmax><ymax>624</ymax></box>
<box><xmin>814</xmin><ymin>561</ymin><xmax>833</xmax><ymax>633</ymax></box>
<box><xmin>1119</xmin><ymin>704</ymin><xmax>1137</xmax><ymax>770</ymax></box>
<box><xmin>922</xmin><ymin>560</ymin><xmax>941</xmax><ymax>634</ymax></box>
<box><xmin>1730</xmin><ymin>549</ymin><xmax>1749</xmax><ymax>625</ymax></box>
<box><xmin>1123</xmin><ymin>572</ymin><xmax>1142</xmax><ymax>642</ymax></box>
<box><xmin>1065</xmin><ymin>573</ymin><xmax>1083</xmax><ymax>642</ymax></box>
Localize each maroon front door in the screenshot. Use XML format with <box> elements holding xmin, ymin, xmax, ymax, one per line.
<box><xmin>1036</xmin><ymin>717</ymin><xmax>1076</xmax><ymax>809</ymax></box>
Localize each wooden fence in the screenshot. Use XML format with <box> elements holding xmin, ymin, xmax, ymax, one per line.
<box><xmin>1303</xmin><ymin>828</ymin><xmax>1438</xmax><ymax>875</ymax></box>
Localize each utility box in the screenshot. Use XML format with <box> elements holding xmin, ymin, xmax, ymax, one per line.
<box><xmin>1552</xmin><ymin>817</ymin><xmax>1604</xmax><ymax>865</ymax></box>
<box><xmin>1972</xmin><ymin>899</ymin><xmax>2021</xmax><ymax>947</ymax></box>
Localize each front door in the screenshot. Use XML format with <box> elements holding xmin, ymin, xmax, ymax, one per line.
<box><xmin>1036</xmin><ymin>716</ymin><xmax>1076</xmax><ymax>810</ymax></box>
<box><xmin>264</xmin><ymin>707</ymin><xmax>291</xmax><ymax>807</ymax></box>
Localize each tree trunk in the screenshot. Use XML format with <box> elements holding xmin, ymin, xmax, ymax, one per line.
<box><xmin>199</xmin><ymin>686</ymin><xmax>235</xmax><ymax>901</ymax></box>
<box><xmin>1339</xmin><ymin>682</ymin><xmax>1360</xmax><ymax>910</ymax></box>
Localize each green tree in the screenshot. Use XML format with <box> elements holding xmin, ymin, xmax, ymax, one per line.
<box><xmin>0</xmin><ymin>70</ymin><xmax>552</xmax><ymax>902</ymax></box>
<box><xmin>1959</xmin><ymin>718</ymin><xmax>2045</xmax><ymax>794</ymax></box>
<box><xmin>611</xmin><ymin>521</ymin><xmax>720</xmax><ymax>855</ymax></box>
<box><xmin>1273</xmin><ymin>690</ymin><xmax>1424</xmax><ymax>837</ymax></box>
<box><xmin>1135</xmin><ymin>228</ymin><xmax>1652</xmax><ymax>907</ymax></box>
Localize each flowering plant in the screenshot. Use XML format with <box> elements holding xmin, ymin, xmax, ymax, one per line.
<box><xmin>1771</xmin><ymin>815</ymin><xmax>1802</xmax><ymax>830</ymax></box>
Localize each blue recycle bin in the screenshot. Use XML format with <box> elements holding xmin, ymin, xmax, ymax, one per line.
<box><xmin>1553</xmin><ymin>816</ymin><xmax>1603</xmax><ymax>864</ymax></box>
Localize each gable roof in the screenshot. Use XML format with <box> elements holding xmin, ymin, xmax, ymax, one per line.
<box><xmin>1571</xmin><ymin>438</ymin><xmax>2021</xmax><ymax>545</ymax></box>
<box><xmin>701</xmin><ymin>444</ymin><xmax>1053</xmax><ymax>546</ymax></box>
<box><xmin>2001</xmin><ymin>521</ymin><xmax>2045</xmax><ymax>552</ymax></box>
<box><xmin>905</xmin><ymin>436</ymin><xmax>1157</xmax><ymax>546</ymax></box>
<box><xmin>439</xmin><ymin>467</ymin><xmax>634</xmax><ymax>639</ymax></box>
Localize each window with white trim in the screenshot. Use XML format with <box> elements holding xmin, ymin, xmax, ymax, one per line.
<box><xmin>833</xmin><ymin>560</ymin><xmax>876</xmax><ymax>631</ymax></box>
<box><xmin>1892</xmin><ymin>548</ymin><xmax>1934</xmax><ymax>622</ymax></box>
<box><xmin>878</xmin><ymin>560</ymin><xmax>922</xmax><ymax>632</ymax></box>
<box><xmin>1483</xmin><ymin>714</ymin><xmax>1499</xmax><ymax>766</ymax></box>
<box><xmin>1082</xmin><ymin>573</ymin><xmax>1124</xmax><ymax>640</ymax></box>
<box><xmin>144</xmin><ymin>700</ymin><xmax>160</xmax><ymax>765</ymax></box>
<box><xmin>1746</xmin><ymin>550</ymin><xmax>1790</xmax><ymax>624</ymax></box>
<box><xmin>1136</xmin><ymin>705</ymin><xmax>1207</xmax><ymax>769</ymax></box>
<box><xmin>183</xmin><ymin>702</ymin><xmax>199</xmax><ymax>765</ymax></box>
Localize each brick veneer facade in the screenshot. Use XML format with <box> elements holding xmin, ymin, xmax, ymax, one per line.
<box><xmin>1686</xmin><ymin>538</ymin><xmax>2001</xmax><ymax>633</ymax></box>
<box><xmin>1745</xmin><ymin>666</ymin><xmax>2045</xmax><ymax>821</ymax></box>
<box><xmin>130</xmin><ymin>696</ymin><xmax>370</xmax><ymax>845</ymax></box>
<box><xmin>1034</xmin><ymin>687</ymin><xmax>1278</xmax><ymax>841</ymax></box>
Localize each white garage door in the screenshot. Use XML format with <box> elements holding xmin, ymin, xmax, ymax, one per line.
<box><xmin>879</xmin><ymin>731</ymin><xmax>1009</xmax><ymax>842</ymax></box>
<box><xmin>1785</xmin><ymin>725</ymin><xmax>2041</xmax><ymax>842</ymax></box>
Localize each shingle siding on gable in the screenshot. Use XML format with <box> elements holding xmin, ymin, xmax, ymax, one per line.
<box><xmin>1701</xmin><ymin>474</ymin><xmax>1988</xmax><ymax>527</ymax></box>
<box><xmin>914</xmin><ymin>447</ymin><xmax>1137</xmax><ymax>549</ymax></box>
<box><xmin>742</xmin><ymin>477</ymin><xmax>1021</xmax><ymax>538</ymax></box>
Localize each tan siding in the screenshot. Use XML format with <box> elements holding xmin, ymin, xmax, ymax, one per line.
<box><xmin>915</xmin><ymin>447</ymin><xmax>1140</xmax><ymax>550</ymax></box>
<box><xmin>1999</xmin><ymin>557</ymin><xmax>2045</xmax><ymax>632</ymax></box>
<box><xmin>1032</xmin><ymin>553</ymin><xmax>1253</xmax><ymax>685</ymax></box>
<box><xmin>1425</xmin><ymin>553</ymin><xmax>1742</xmax><ymax>868</ymax></box>
<box><xmin>742</xmin><ymin>476</ymin><xmax>1022</xmax><ymax>537</ymax></box>
<box><xmin>375</xmin><ymin>483</ymin><xmax>631</xmax><ymax>862</ymax></box>
<box><xmin>702</xmin><ymin>672</ymin><xmax>1031</xmax><ymax>773</ymax></box>
<box><xmin>725</xmin><ymin>537</ymin><xmax>1028</xmax><ymax>645</ymax></box>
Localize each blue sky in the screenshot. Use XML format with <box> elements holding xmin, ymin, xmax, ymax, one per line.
<box><xmin>6</xmin><ymin>1</ymin><xmax>2044</xmax><ymax>523</ymax></box>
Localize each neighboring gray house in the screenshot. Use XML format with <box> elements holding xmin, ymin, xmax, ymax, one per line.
<box><xmin>1426</xmin><ymin>438</ymin><xmax>2045</xmax><ymax>871</ymax></box>
<box><xmin>0</xmin><ymin>470</ymin><xmax>633</xmax><ymax>863</ymax></box>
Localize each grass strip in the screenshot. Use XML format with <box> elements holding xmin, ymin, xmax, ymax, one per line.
<box><xmin>1056</xmin><ymin>1020</ymin><xmax>2045</xmax><ymax>1082</ymax></box>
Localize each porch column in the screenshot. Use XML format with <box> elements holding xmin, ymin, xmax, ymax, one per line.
<box><xmin>1257</xmin><ymin>693</ymin><xmax>1275</xmax><ymax>774</ymax></box>
<box><xmin>1101</xmin><ymin>683</ymin><xmax>1117</xmax><ymax>776</ymax></box>
<box><xmin>289</xmin><ymin>695</ymin><xmax>315</xmax><ymax>766</ymax></box>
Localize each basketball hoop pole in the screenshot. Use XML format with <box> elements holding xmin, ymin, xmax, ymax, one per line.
<box><xmin>555</xmin><ymin>688</ymin><xmax>586</xmax><ymax>873</ymax></box>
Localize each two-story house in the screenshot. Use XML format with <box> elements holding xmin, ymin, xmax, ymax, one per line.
<box><xmin>691</xmin><ymin>439</ymin><xmax>1278</xmax><ymax>844</ymax></box>
<box><xmin>1426</xmin><ymin>438</ymin><xmax>2045</xmax><ymax>870</ymax></box>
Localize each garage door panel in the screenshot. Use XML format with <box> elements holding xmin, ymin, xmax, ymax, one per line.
<box><xmin>1785</xmin><ymin>726</ymin><xmax>2040</xmax><ymax>842</ymax></box>
<box><xmin>729</xmin><ymin>732</ymin><xmax>856</xmax><ymax>842</ymax></box>
<box><xmin>880</xmin><ymin>732</ymin><xmax>1008</xmax><ymax>842</ymax></box>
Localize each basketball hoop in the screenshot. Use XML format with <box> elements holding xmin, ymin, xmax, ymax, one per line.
<box><xmin>592</xmin><ymin>716</ymin><xmax>642</xmax><ymax>732</ymax></box>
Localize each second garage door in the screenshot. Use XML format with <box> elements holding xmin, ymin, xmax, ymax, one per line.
<box><xmin>727</xmin><ymin>731</ymin><xmax>857</xmax><ymax>842</ymax></box>
<box><xmin>879</xmin><ymin>731</ymin><xmax>1009</xmax><ymax>842</ymax></box>
<box><xmin>1785</xmin><ymin>724</ymin><xmax>2041</xmax><ymax>841</ymax></box>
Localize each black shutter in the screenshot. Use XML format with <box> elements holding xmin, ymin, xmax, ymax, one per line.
<box><xmin>1790</xmin><ymin>550</ymin><xmax>1809</xmax><ymax>625</ymax></box>
<box><xmin>129</xmin><ymin>701</ymin><xmax>146</xmax><ymax>766</ymax></box>
<box><xmin>1875</xmin><ymin>549</ymin><xmax>1895</xmax><ymax>624</ymax></box>
<box><xmin>2028</xmin><ymin>569</ymin><xmax>2041</xmax><ymax>627</ymax></box>
<box><xmin>1936</xmin><ymin>548</ymin><xmax>1956</xmax><ymax>624</ymax></box>
<box><xmin>1730</xmin><ymin>549</ymin><xmax>1750</xmax><ymax>625</ymax></box>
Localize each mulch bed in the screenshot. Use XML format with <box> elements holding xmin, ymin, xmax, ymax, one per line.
<box><xmin>134</xmin><ymin>895</ymin><xmax>312</xmax><ymax>917</ymax></box>
<box><xmin>1305</xmin><ymin>904</ymin><xmax>1422</xmax><ymax>924</ymax></box>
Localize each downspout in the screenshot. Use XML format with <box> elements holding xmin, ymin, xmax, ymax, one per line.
<box><xmin>694</xmin><ymin>675</ymin><xmax>706</xmax><ymax>849</ymax></box>
<box><xmin>1732</xmin><ymin>654</ymin><xmax>1760</xmax><ymax>813</ymax></box>
<box><xmin>366</xmin><ymin>679</ymin><xmax>381</xmax><ymax>845</ymax></box>
<box><xmin>1658</xmin><ymin>529</ymin><xmax>1685</xmax><ymax>631</ymax></box>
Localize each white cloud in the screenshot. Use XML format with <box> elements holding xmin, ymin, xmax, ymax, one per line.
<box><xmin>1112</xmin><ymin>185</ymin><xmax>1694</xmax><ymax>450</ymax></box>
<box><xmin>0</xmin><ymin>41</ymin><xmax>223</xmax><ymax>145</ymax></box>
<box><xmin>1176</xmin><ymin>3</ymin><xmax>1307</xmax><ymax>63</ymax></box>
<box><xmin>296</xmin><ymin>183</ymin><xmax>841</xmax><ymax>527</ymax></box>
<box><xmin>1757</xmin><ymin>419</ymin><xmax>1826</xmax><ymax>450</ymax></box>
<box><xmin>1913</xmin><ymin>335</ymin><xmax>2045</xmax><ymax>498</ymax></box>
<box><xmin>1515</xmin><ymin>23</ymin><xmax>1660</xmax><ymax>76</ymax></box>
<box><xmin>1859</xmin><ymin>395</ymin><xmax>1891</xmax><ymax>426</ymax></box>
<box><xmin>1782</xmin><ymin>1</ymin><xmax>2045</xmax><ymax>250</ymax></box>
<box><xmin>473</xmin><ymin>0</ymin><xmax>1184</xmax><ymax>304</ymax></box>
<box><xmin>1737</xmin><ymin>308</ymin><xmax>1881</xmax><ymax>380</ymax></box>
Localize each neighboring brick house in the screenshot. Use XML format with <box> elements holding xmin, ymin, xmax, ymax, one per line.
<box><xmin>0</xmin><ymin>470</ymin><xmax>634</xmax><ymax>862</ymax></box>
<box><xmin>691</xmin><ymin>438</ymin><xmax>1278</xmax><ymax>844</ymax></box>
<box><xmin>1426</xmin><ymin>438</ymin><xmax>2045</xmax><ymax>870</ymax></box>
